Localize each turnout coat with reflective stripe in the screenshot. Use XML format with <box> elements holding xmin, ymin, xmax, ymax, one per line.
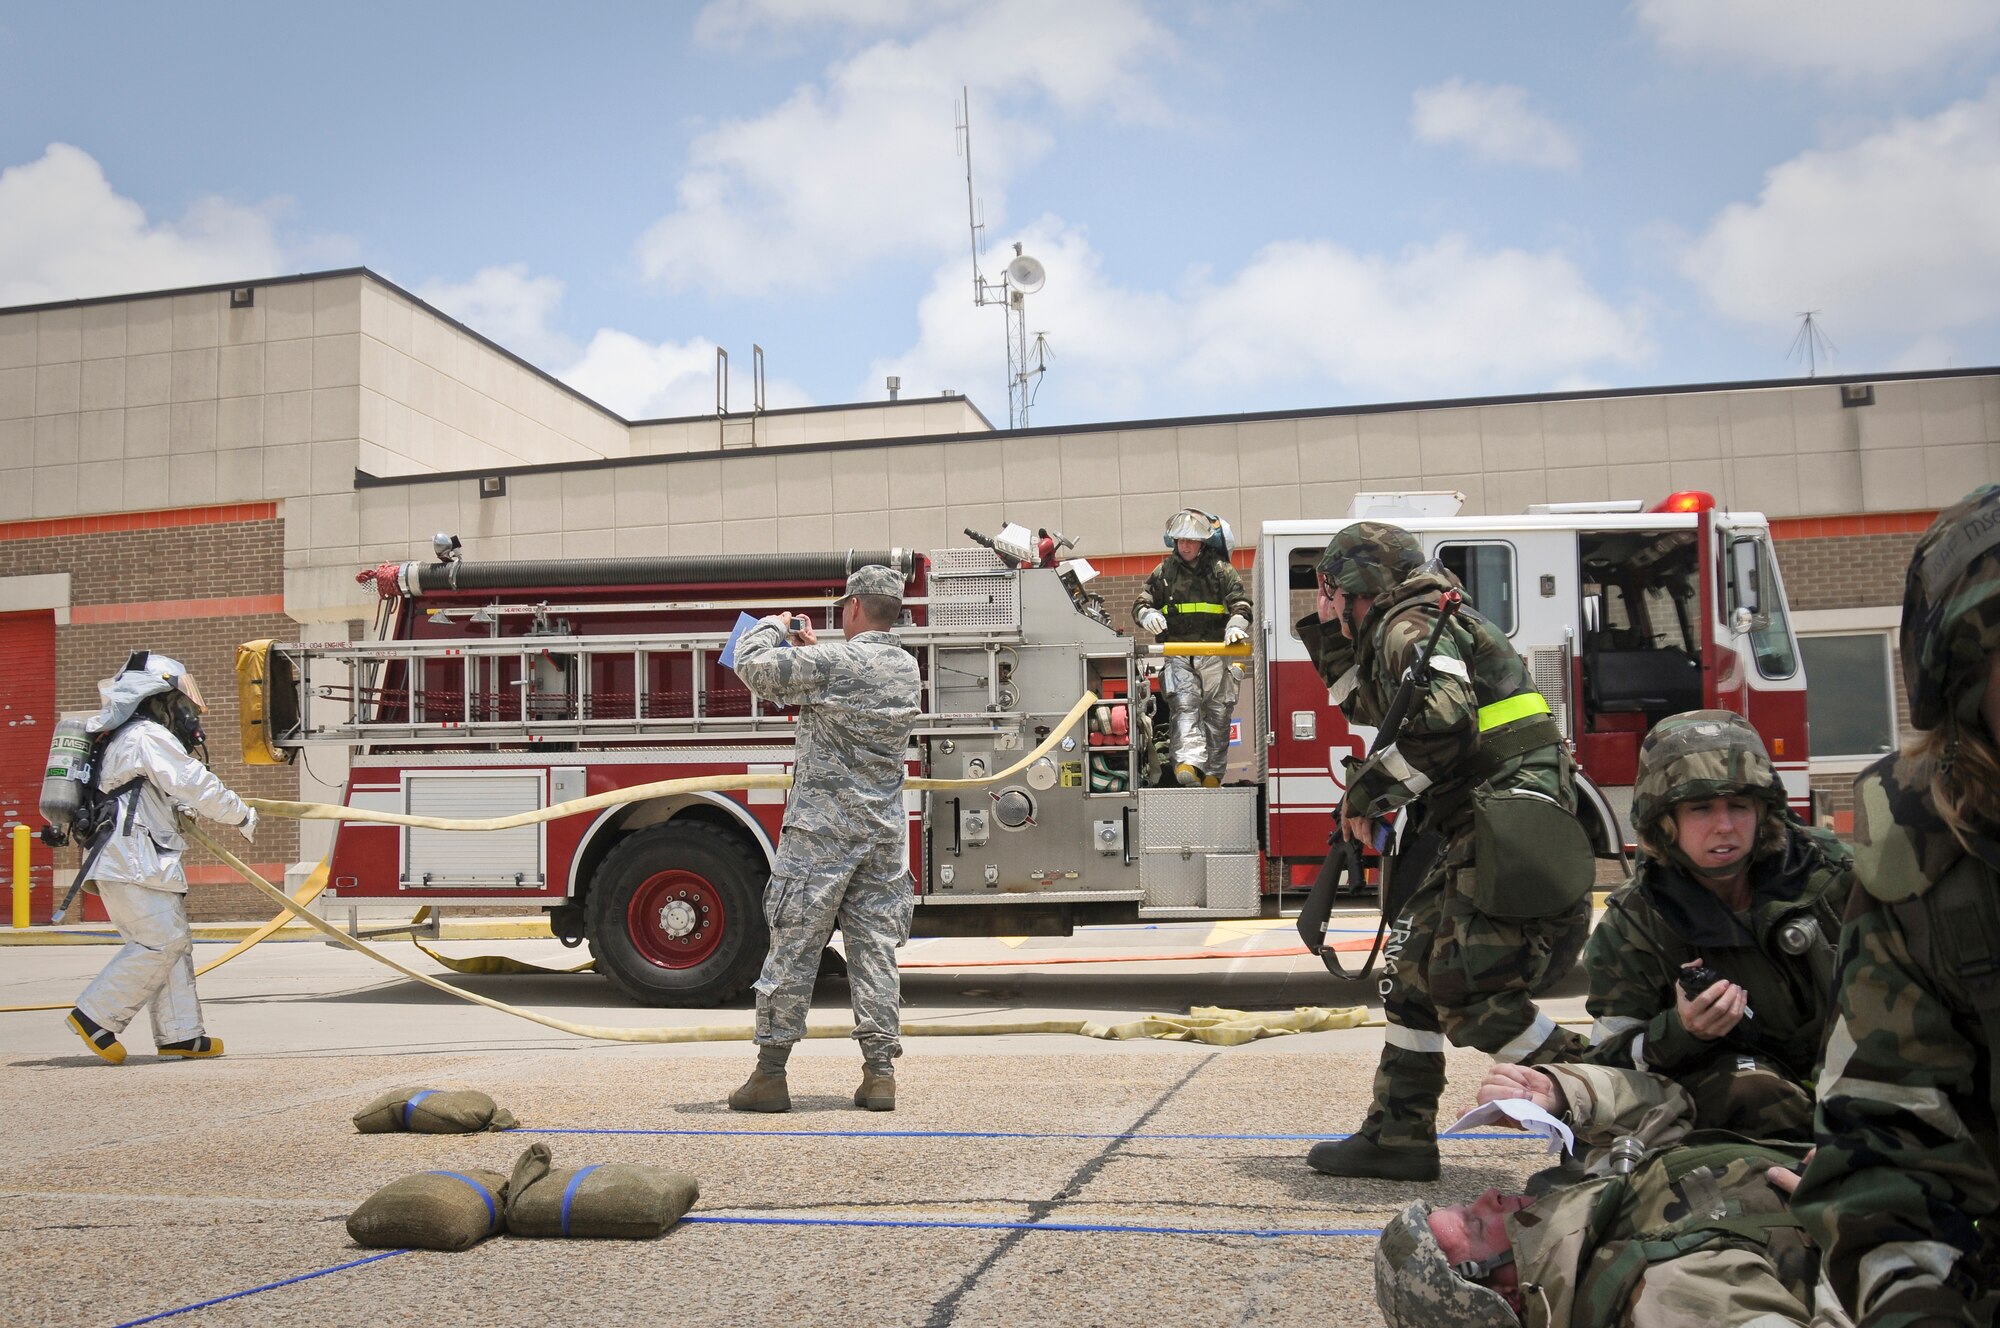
<box><xmin>1132</xmin><ymin>550</ymin><xmax>1251</xmax><ymax>644</ymax></box>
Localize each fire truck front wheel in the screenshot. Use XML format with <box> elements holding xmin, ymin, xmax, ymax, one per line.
<box><xmin>586</xmin><ymin>822</ymin><xmax>769</xmax><ymax>1007</ymax></box>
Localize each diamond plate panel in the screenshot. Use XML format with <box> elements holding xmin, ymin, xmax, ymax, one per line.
<box><xmin>928</xmin><ymin>547</ymin><xmax>1021</xmax><ymax>630</ymax></box>
<box><xmin>1139</xmin><ymin>854</ymin><xmax>1204</xmax><ymax>908</ymax></box>
<box><xmin>1134</xmin><ymin>788</ymin><xmax>1258</xmax><ymax>852</ymax></box>
<box><xmin>1529</xmin><ymin>646</ymin><xmax>1569</xmax><ymax>737</ymax></box>
<box><xmin>1203</xmin><ymin>854</ymin><xmax>1259</xmax><ymax>913</ymax></box>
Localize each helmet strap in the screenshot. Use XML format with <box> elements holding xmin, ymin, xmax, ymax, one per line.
<box><xmin>1451</xmin><ymin>1249</ymin><xmax>1515</xmax><ymax>1282</ymax></box>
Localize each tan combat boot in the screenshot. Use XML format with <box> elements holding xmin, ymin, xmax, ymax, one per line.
<box><xmin>728</xmin><ymin>1068</ymin><xmax>792</xmax><ymax>1113</ymax></box>
<box><xmin>853</xmin><ymin>1068</ymin><xmax>895</xmax><ymax>1111</ymax></box>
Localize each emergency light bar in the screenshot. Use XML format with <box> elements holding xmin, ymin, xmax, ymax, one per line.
<box><xmin>1652</xmin><ymin>490</ymin><xmax>1716</xmax><ymax>513</ymax></box>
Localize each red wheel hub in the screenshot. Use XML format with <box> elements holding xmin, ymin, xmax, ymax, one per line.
<box><xmin>627</xmin><ymin>869</ymin><xmax>726</xmax><ymax>968</ymax></box>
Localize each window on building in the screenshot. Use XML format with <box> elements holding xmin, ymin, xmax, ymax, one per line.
<box><xmin>1799</xmin><ymin>633</ymin><xmax>1896</xmax><ymax>759</ymax></box>
<box><xmin>1437</xmin><ymin>541</ymin><xmax>1516</xmax><ymax>634</ymax></box>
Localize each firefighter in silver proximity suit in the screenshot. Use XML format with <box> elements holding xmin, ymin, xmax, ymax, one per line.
<box><xmin>1134</xmin><ymin>509</ymin><xmax>1252</xmax><ymax>787</ymax></box>
<box><xmin>65</xmin><ymin>652</ymin><xmax>257</xmax><ymax>1065</ymax></box>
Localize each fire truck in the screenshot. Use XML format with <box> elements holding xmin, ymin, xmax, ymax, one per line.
<box><xmin>238</xmin><ymin>490</ymin><xmax>1809</xmax><ymax>1007</ymax></box>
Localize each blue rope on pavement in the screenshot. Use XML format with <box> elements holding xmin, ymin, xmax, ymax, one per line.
<box><xmin>533</xmin><ymin>1127</ymin><xmax>1532</xmax><ymax>1141</ymax></box>
<box><xmin>110</xmin><ymin>1250</ymin><xmax>411</xmax><ymax>1327</ymax></box>
<box><xmin>683</xmin><ymin>1214</ymin><xmax>1380</xmax><ymax>1238</ymax></box>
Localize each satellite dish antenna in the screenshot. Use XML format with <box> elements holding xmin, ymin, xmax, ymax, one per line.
<box><xmin>1005</xmin><ymin>253</ymin><xmax>1046</xmax><ymax>294</ymax></box>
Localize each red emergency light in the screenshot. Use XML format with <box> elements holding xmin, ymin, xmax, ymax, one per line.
<box><xmin>1651</xmin><ymin>490</ymin><xmax>1715</xmax><ymax>513</ymax></box>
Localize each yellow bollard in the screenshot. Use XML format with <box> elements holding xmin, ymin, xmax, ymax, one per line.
<box><xmin>11</xmin><ymin>823</ymin><xmax>29</xmax><ymax>930</ymax></box>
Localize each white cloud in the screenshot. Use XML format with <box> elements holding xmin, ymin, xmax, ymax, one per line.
<box><xmin>694</xmin><ymin>0</ymin><xmax>935</xmax><ymax>46</ymax></box>
<box><xmin>1888</xmin><ymin>334</ymin><xmax>1960</xmax><ymax>371</ymax></box>
<box><xmin>1681</xmin><ymin>83</ymin><xmax>2000</xmax><ymax>334</ymax></box>
<box><xmin>416</xmin><ymin>264</ymin><xmax>573</xmax><ymax>367</ymax></box>
<box><xmin>561</xmin><ymin>329</ymin><xmax>727</xmax><ymax>420</ymax></box>
<box><xmin>1635</xmin><ymin>0</ymin><xmax>2000</xmax><ymax>80</ymax></box>
<box><xmin>871</xmin><ymin>221</ymin><xmax>1649</xmax><ymax>419</ymax></box>
<box><xmin>640</xmin><ymin>0</ymin><xmax>1173</xmax><ymax>297</ymax></box>
<box><xmin>1411</xmin><ymin>79</ymin><xmax>1580</xmax><ymax>170</ymax></box>
<box><xmin>0</xmin><ymin>143</ymin><xmax>289</xmax><ymax>306</ymax></box>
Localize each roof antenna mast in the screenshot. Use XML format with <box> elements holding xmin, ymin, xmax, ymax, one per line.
<box><xmin>956</xmin><ymin>88</ymin><xmax>1050</xmax><ymax>428</ymax></box>
<box><xmin>1787</xmin><ymin>310</ymin><xmax>1836</xmax><ymax>378</ymax></box>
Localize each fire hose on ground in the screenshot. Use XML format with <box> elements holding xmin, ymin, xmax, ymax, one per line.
<box><xmin>3</xmin><ymin>684</ymin><xmax>1588</xmax><ymax>1043</ymax></box>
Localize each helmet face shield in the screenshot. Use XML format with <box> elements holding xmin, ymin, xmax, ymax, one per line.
<box><xmin>172</xmin><ymin>671</ymin><xmax>207</xmax><ymax>714</ymax></box>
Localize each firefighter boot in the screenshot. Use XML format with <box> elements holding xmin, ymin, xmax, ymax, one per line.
<box><xmin>66</xmin><ymin>1008</ymin><xmax>126</xmax><ymax>1066</ymax></box>
<box><xmin>1307</xmin><ymin>1044</ymin><xmax>1444</xmax><ymax>1181</ymax></box>
<box><xmin>1175</xmin><ymin>763</ymin><xmax>1202</xmax><ymax>788</ymax></box>
<box><xmin>730</xmin><ymin>1044</ymin><xmax>793</xmax><ymax>1113</ymax></box>
<box><xmin>157</xmin><ymin>1035</ymin><xmax>224</xmax><ymax>1059</ymax></box>
<box><xmin>854</xmin><ymin>1062</ymin><xmax>896</xmax><ymax>1112</ymax></box>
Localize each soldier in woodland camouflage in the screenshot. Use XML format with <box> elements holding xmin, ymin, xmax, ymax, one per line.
<box><xmin>1375</xmin><ymin>1061</ymin><xmax>1829</xmax><ymax>1328</ymax></box>
<box><xmin>1583</xmin><ymin>711</ymin><xmax>1851</xmax><ymax>1141</ymax></box>
<box><xmin>1794</xmin><ymin>484</ymin><xmax>2000</xmax><ymax>1327</ymax></box>
<box><xmin>1300</xmin><ymin>521</ymin><xmax>1593</xmax><ymax>1182</ymax></box>
<box><xmin>1132</xmin><ymin>508</ymin><xmax>1253</xmax><ymax>786</ymax></box>
<box><xmin>726</xmin><ymin>564</ymin><xmax>921</xmax><ymax>1113</ymax></box>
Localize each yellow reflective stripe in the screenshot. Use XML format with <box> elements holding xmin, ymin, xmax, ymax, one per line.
<box><xmin>1169</xmin><ymin>602</ymin><xmax>1227</xmax><ymax>614</ymax></box>
<box><xmin>1477</xmin><ymin>692</ymin><xmax>1551</xmax><ymax>731</ymax></box>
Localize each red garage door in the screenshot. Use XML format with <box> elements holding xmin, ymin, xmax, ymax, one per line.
<box><xmin>0</xmin><ymin>611</ymin><xmax>61</xmax><ymax>923</ymax></box>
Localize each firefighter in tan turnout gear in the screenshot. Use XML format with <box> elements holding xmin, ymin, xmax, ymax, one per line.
<box><xmin>63</xmin><ymin>651</ymin><xmax>258</xmax><ymax>1064</ymax></box>
<box><xmin>1299</xmin><ymin>521</ymin><xmax>1593</xmax><ymax>1181</ymax></box>
<box><xmin>726</xmin><ymin>565</ymin><xmax>923</xmax><ymax>1113</ymax></box>
<box><xmin>1133</xmin><ymin>508</ymin><xmax>1252</xmax><ymax>787</ymax></box>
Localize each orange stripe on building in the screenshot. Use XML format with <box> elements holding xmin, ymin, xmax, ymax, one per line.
<box><xmin>70</xmin><ymin>594</ymin><xmax>286</xmax><ymax>625</ymax></box>
<box><xmin>184</xmin><ymin>864</ymin><xmax>288</xmax><ymax>887</ymax></box>
<box><xmin>0</xmin><ymin>502</ymin><xmax>278</xmax><ymax>543</ymax></box>
<box><xmin>1769</xmin><ymin>510</ymin><xmax>1939</xmax><ymax>540</ymax></box>
<box><xmin>1091</xmin><ymin>549</ymin><xmax>1259</xmax><ymax>577</ymax></box>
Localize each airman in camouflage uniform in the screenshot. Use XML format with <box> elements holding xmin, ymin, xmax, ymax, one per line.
<box><xmin>1375</xmin><ymin>1062</ymin><xmax>1828</xmax><ymax>1328</ymax></box>
<box><xmin>1794</xmin><ymin>484</ymin><xmax>2000</xmax><ymax>1327</ymax></box>
<box><xmin>1301</xmin><ymin>522</ymin><xmax>1593</xmax><ymax>1181</ymax></box>
<box><xmin>1584</xmin><ymin>711</ymin><xmax>1851</xmax><ymax>1141</ymax></box>
<box><xmin>1133</xmin><ymin>508</ymin><xmax>1253</xmax><ymax>786</ymax></box>
<box><xmin>727</xmin><ymin>564</ymin><xmax>921</xmax><ymax>1113</ymax></box>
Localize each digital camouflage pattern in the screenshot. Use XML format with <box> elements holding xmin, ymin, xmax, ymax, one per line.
<box><xmin>1131</xmin><ymin>545</ymin><xmax>1251</xmax><ymax>645</ymax></box>
<box><xmin>1794</xmin><ymin>748</ymin><xmax>2000</xmax><ymax>1328</ymax></box>
<box><xmin>753</xmin><ymin>827</ymin><xmax>914</xmax><ymax>1063</ymax></box>
<box><xmin>734</xmin><ymin>616</ymin><xmax>921</xmax><ymax>841</ymax></box>
<box><xmin>1898</xmin><ymin>482</ymin><xmax>2000</xmax><ymax>731</ymax></box>
<box><xmin>1583</xmin><ymin>819</ymin><xmax>1851</xmax><ymax>1140</ymax></box>
<box><xmin>735</xmin><ymin>611</ymin><xmax>921</xmax><ymax>1065</ymax></box>
<box><xmin>842</xmin><ymin>563</ymin><xmax>905</xmax><ymax>601</ymax></box>
<box><xmin>1316</xmin><ymin>520</ymin><xmax>1426</xmax><ymax>598</ymax></box>
<box><xmin>1378</xmin><ymin>1064</ymin><xmax>1822</xmax><ymax>1328</ymax></box>
<box><xmin>1628</xmin><ymin>710</ymin><xmax>1788</xmax><ymax>850</ymax></box>
<box><xmin>1375</xmin><ymin>1199</ymin><xmax>1518</xmax><ymax>1328</ymax></box>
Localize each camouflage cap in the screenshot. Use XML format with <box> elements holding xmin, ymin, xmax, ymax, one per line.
<box><xmin>1317</xmin><ymin>521</ymin><xmax>1425</xmax><ymax>598</ymax></box>
<box><xmin>1902</xmin><ymin>483</ymin><xmax>2000</xmax><ymax>731</ymax></box>
<box><xmin>1374</xmin><ymin>1202</ymin><xmax>1518</xmax><ymax>1328</ymax></box>
<box><xmin>1630</xmin><ymin>709</ymin><xmax>1784</xmax><ymax>842</ymax></box>
<box><xmin>844</xmin><ymin>564</ymin><xmax>904</xmax><ymax>603</ymax></box>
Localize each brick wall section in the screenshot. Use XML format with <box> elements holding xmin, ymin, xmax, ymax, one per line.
<box><xmin>1773</xmin><ymin>531</ymin><xmax>1920</xmax><ymax>612</ymax></box>
<box><xmin>2</xmin><ymin>516</ymin><xmax>298</xmax><ymax>919</ymax></box>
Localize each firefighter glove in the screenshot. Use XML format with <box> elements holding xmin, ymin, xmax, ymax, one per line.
<box><xmin>1224</xmin><ymin>616</ymin><xmax>1250</xmax><ymax>646</ymax></box>
<box><xmin>1139</xmin><ymin>609</ymin><xmax>1168</xmax><ymax>636</ymax></box>
<box><xmin>238</xmin><ymin>807</ymin><xmax>258</xmax><ymax>844</ymax></box>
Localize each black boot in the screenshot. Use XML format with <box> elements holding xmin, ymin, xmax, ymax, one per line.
<box><xmin>1306</xmin><ymin>1131</ymin><xmax>1440</xmax><ymax>1181</ymax></box>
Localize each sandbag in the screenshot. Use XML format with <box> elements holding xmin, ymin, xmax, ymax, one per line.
<box><xmin>346</xmin><ymin>1168</ymin><xmax>508</xmax><ymax>1251</ymax></box>
<box><xmin>505</xmin><ymin>1142</ymin><xmax>699</xmax><ymax>1239</ymax></box>
<box><xmin>353</xmin><ymin>1087</ymin><xmax>519</xmax><ymax>1134</ymax></box>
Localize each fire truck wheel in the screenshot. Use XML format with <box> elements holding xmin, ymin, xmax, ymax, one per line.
<box><xmin>586</xmin><ymin>821</ymin><xmax>769</xmax><ymax>1007</ymax></box>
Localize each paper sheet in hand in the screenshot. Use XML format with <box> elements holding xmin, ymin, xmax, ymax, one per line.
<box><xmin>1443</xmin><ymin>1098</ymin><xmax>1575</xmax><ymax>1156</ymax></box>
<box><xmin>719</xmin><ymin>612</ymin><xmax>764</xmax><ymax>672</ymax></box>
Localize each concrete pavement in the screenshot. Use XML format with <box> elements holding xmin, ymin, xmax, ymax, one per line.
<box><xmin>1</xmin><ymin>911</ymin><xmax>1590</xmax><ymax>1327</ymax></box>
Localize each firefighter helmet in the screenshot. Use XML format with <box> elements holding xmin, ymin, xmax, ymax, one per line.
<box><xmin>1375</xmin><ymin>1202</ymin><xmax>1518</xmax><ymax>1328</ymax></box>
<box><xmin>1901</xmin><ymin>484</ymin><xmax>2000</xmax><ymax>731</ymax></box>
<box><xmin>1316</xmin><ymin>522</ymin><xmax>1425</xmax><ymax>598</ymax></box>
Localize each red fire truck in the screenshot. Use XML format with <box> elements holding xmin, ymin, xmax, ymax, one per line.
<box><xmin>240</xmin><ymin>490</ymin><xmax>1809</xmax><ymax>1006</ymax></box>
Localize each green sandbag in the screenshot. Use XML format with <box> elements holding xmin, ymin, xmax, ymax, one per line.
<box><xmin>346</xmin><ymin>1168</ymin><xmax>508</xmax><ymax>1251</ymax></box>
<box><xmin>505</xmin><ymin>1142</ymin><xmax>699</xmax><ymax>1239</ymax></box>
<box><xmin>353</xmin><ymin>1087</ymin><xmax>519</xmax><ymax>1134</ymax></box>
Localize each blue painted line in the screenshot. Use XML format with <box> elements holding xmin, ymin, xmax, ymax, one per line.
<box><xmin>110</xmin><ymin>1249</ymin><xmax>411</xmax><ymax>1327</ymax></box>
<box><xmin>683</xmin><ymin>1215</ymin><xmax>1381</xmax><ymax>1238</ymax></box>
<box><xmin>560</xmin><ymin>1163</ymin><xmax>602</xmax><ymax>1237</ymax></box>
<box><xmin>532</xmin><ymin>1127</ymin><xmax>1533</xmax><ymax>1141</ymax></box>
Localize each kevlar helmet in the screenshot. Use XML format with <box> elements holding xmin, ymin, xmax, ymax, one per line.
<box><xmin>1317</xmin><ymin>522</ymin><xmax>1425</xmax><ymax>598</ymax></box>
<box><xmin>1900</xmin><ymin>484</ymin><xmax>2000</xmax><ymax>731</ymax></box>
<box><xmin>1163</xmin><ymin>508</ymin><xmax>1233</xmax><ymax>555</ymax></box>
<box><xmin>1630</xmin><ymin>710</ymin><xmax>1784</xmax><ymax>854</ymax></box>
<box><xmin>1375</xmin><ymin>1202</ymin><xmax>1518</xmax><ymax>1328</ymax></box>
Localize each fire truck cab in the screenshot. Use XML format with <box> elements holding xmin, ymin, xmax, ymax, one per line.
<box><xmin>242</xmin><ymin>491</ymin><xmax>1808</xmax><ymax>1007</ymax></box>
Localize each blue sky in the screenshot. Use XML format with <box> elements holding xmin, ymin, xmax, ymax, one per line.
<box><xmin>2</xmin><ymin>0</ymin><xmax>1998</xmax><ymax>428</ymax></box>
